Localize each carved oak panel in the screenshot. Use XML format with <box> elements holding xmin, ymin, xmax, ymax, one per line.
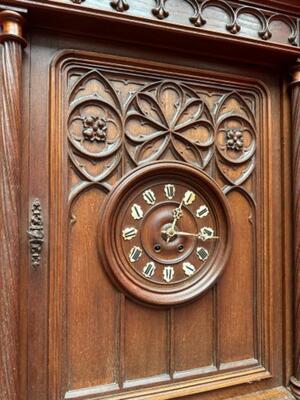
<box><xmin>49</xmin><ymin>51</ymin><xmax>271</xmax><ymax>400</ymax></box>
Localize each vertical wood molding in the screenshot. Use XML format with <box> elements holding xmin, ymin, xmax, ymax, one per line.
<box><xmin>0</xmin><ymin>10</ymin><xmax>26</xmax><ymax>400</ymax></box>
<box><xmin>290</xmin><ymin>58</ymin><xmax>300</xmax><ymax>400</ymax></box>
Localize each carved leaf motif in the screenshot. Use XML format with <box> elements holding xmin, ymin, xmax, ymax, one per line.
<box><xmin>125</xmin><ymin>80</ymin><xmax>214</xmax><ymax>167</ymax></box>
<box><xmin>215</xmin><ymin>91</ymin><xmax>256</xmax><ymax>185</ymax></box>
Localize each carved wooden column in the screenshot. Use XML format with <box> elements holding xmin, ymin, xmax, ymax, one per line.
<box><xmin>290</xmin><ymin>59</ymin><xmax>300</xmax><ymax>400</ymax></box>
<box><xmin>0</xmin><ymin>10</ymin><xmax>26</xmax><ymax>400</ymax></box>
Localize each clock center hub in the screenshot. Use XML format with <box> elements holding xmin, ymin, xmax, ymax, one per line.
<box><xmin>161</xmin><ymin>223</ymin><xmax>177</xmax><ymax>242</ymax></box>
<box><xmin>140</xmin><ymin>202</ymin><xmax>197</xmax><ymax>264</ymax></box>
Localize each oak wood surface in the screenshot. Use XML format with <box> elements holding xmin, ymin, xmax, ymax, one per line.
<box><xmin>0</xmin><ymin>10</ymin><xmax>25</xmax><ymax>400</ymax></box>
<box><xmin>24</xmin><ymin>26</ymin><xmax>288</xmax><ymax>399</ymax></box>
<box><xmin>0</xmin><ymin>1</ymin><xmax>294</xmax><ymax>399</ymax></box>
<box><xmin>290</xmin><ymin>61</ymin><xmax>300</xmax><ymax>399</ymax></box>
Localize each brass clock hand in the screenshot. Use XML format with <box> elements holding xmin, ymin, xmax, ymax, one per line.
<box><xmin>167</xmin><ymin>200</ymin><xmax>184</xmax><ymax>243</ymax></box>
<box><xmin>178</xmin><ymin>231</ymin><xmax>219</xmax><ymax>240</ymax></box>
<box><xmin>166</xmin><ymin>191</ymin><xmax>196</xmax><ymax>242</ymax></box>
<box><xmin>161</xmin><ymin>229</ymin><xmax>219</xmax><ymax>241</ymax></box>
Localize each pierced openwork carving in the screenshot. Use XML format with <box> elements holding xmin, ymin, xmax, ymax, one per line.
<box><xmin>28</xmin><ymin>199</ymin><xmax>44</xmax><ymax>268</ymax></box>
<box><xmin>186</xmin><ymin>0</ymin><xmax>298</xmax><ymax>46</ymax></box>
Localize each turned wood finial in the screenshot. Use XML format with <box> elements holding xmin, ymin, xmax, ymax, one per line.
<box><xmin>0</xmin><ymin>10</ymin><xmax>26</xmax><ymax>47</ymax></box>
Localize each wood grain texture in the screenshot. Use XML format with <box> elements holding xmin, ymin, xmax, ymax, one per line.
<box><xmin>290</xmin><ymin>60</ymin><xmax>300</xmax><ymax>400</ymax></box>
<box><xmin>45</xmin><ymin>49</ymin><xmax>279</xmax><ymax>399</ymax></box>
<box><xmin>227</xmin><ymin>386</ymin><xmax>295</xmax><ymax>399</ymax></box>
<box><xmin>0</xmin><ymin>11</ymin><xmax>24</xmax><ymax>400</ymax></box>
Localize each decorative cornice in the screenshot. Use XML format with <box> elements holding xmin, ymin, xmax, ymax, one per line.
<box><xmin>0</xmin><ymin>10</ymin><xmax>26</xmax><ymax>47</ymax></box>
<box><xmin>0</xmin><ymin>0</ymin><xmax>298</xmax><ymax>52</ymax></box>
<box><xmin>186</xmin><ymin>0</ymin><xmax>298</xmax><ymax>46</ymax></box>
<box><xmin>67</xmin><ymin>0</ymin><xmax>298</xmax><ymax>48</ymax></box>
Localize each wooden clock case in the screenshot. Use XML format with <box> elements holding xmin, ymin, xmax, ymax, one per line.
<box><xmin>1</xmin><ymin>1</ymin><xmax>300</xmax><ymax>400</ymax></box>
<box><xmin>99</xmin><ymin>160</ymin><xmax>232</xmax><ymax>305</ymax></box>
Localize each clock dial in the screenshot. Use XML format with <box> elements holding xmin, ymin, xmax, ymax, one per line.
<box><xmin>121</xmin><ymin>181</ymin><xmax>217</xmax><ymax>286</ymax></box>
<box><xmin>99</xmin><ymin>161</ymin><xmax>232</xmax><ymax>305</ymax></box>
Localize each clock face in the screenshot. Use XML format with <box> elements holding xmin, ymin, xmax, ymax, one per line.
<box><xmin>120</xmin><ymin>183</ymin><xmax>216</xmax><ymax>285</ymax></box>
<box><xmin>99</xmin><ymin>161</ymin><xmax>232</xmax><ymax>305</ymax></box>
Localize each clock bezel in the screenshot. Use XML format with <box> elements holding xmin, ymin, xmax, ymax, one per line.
<box><xmin>98</xmin><ymin>161</ymin><xmax>232</xmax><ymax>306</ymax></box>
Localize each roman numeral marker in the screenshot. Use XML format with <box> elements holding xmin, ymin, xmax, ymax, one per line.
<box><xmin>196</xmin><ymin>247</ymin><xmax>209</xmax><ymax>261</ymax></box>
<box><xmin>143</xmin><ymin>189</ymin><xmax>156</xmax><ymax>205</ymax></box>
<box><xmin>143</xmin><ymin>262</ymin><xmax>156</xmax><ymax>278</ymax></box>
<box><xmin>163</xmin><ymin>266</ymin><xmax>174</xmax><ymax>282</ymax></box>
<box><xmin>122</xmin><ymin>227</ymin><xmax>138</xmax><ymax>241</ymax></box>
<box><xmin>131</xmin><ymin>204</ymin><xmax>143</xmax><ymax>220</ymax></box>
<box><xmin>164</xmin><ymin>184</ymin><xmax>175</xmax><ymax>199</ymax></box>
<box><xmin>196</xmin><ymin>205</ymin><xmax>209</xmax><ymax>218</ymax></box>
<box><xmin>129</xmin><ymin>246</ymin><xmax>142</xmax><ymax>262</ymax></box>
<box><xmin>183</xmin><ymin>262</ymin><xmax>196</xmax><ymax>276</ymax></box>
<box><xmin>183</xmin><ymin>190</ymin><xmax>196</xmax><ymax>205</ymax></box>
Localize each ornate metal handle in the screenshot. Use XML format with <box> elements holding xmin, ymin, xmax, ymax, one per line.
<box><xmin>28</xmin><ymin>199</ymin><xmax>44</xmax><ymax>269</ymax></box>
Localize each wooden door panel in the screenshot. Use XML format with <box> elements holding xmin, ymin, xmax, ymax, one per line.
<box><xmin>173</xmin><ymin>292</ymin><xmax>214</xmax><ymax>374</ymax></box>
<box><xmin>46</xmin><ymin>49</ymin><xmax>276</xmax><ymax>399</ymax></box>
<box><xmin>218</xmin><ymin>190</ymin><xmax>255</xmax><ymax>365</ymax></box>
<box><xmin>67</xmin><ymin>189</ymin><xmax>118</xmax><ymax>389</ymax></box>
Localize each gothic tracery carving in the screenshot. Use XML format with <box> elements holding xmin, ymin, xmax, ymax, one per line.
<box><xmin>67</xmin><ymin>66</ymin><xmax>257</xmax><ymax>201</ymax></box>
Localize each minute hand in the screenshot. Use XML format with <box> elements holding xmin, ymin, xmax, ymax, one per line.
<box><xmin>175</xmin><ymin>231</ymin><xmax>219</xmax><ymax>240</ymax></box>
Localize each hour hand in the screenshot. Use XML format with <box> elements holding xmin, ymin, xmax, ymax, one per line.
<box><xmin>167</xmin><ymin>202</ymin><xmax>183</xmax><ymax>242</ymax></box>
